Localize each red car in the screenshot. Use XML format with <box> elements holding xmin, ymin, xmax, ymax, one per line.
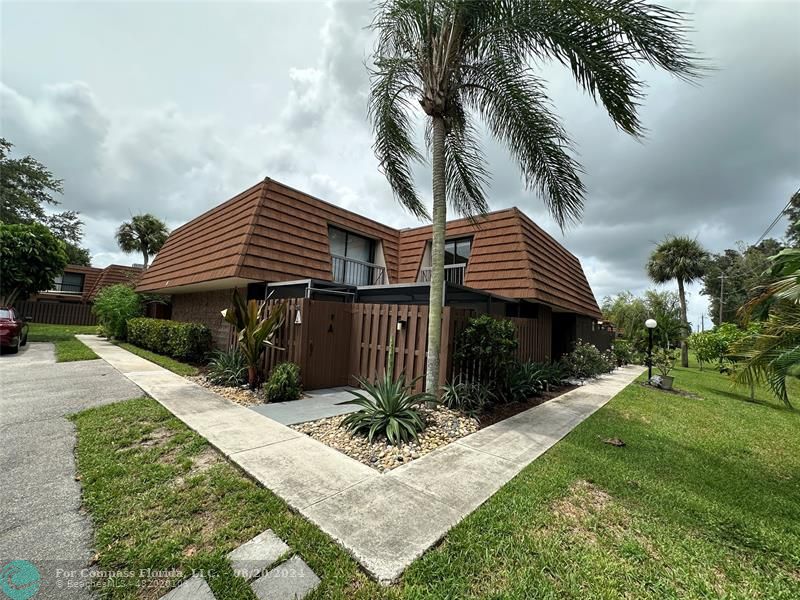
<box><xmin>0</xmin><ymin>307</ymin><xmax>29</xmax><ymax>354</ymax></box>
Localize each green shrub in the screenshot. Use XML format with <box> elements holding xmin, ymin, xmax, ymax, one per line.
<box><xmin>263</xmin><ymin>362</ymin><xmax>302</xmax><ymax>402</ymax></box>
<box><xmin>126</xmin><ymin>317</ymin><xmax>211</xmax><ymax>362</ymax></box>
<box><xmin>454</xmin><ymin>314</ymin><xmax>518</xmax><ymax>393</ymax></box>
<box><xmin>93</xmin><ymin>284</ymin><xmax>143</xmax><ymax>340</ymax></box>
<box><xmin>689</xmin><ymin>323</ymin><xmax>752</xmax><ymax>371</ymax></box>
<box><xmin>560</xmin><ymin>340</ymin><xmax>614</xmax><ymax>380</ymax></box>
<box><xmin>611</xmin><ymin>339</ymin><xmax>635</xmax><ymax>366</ymax></box>
<box><xmin>207</xmin><ymin>348</ymin><xmax>248</xmax><ymax>387</ymax></box>
<box><xmin>441</xmin><ymin>377</ymin><xmax>495</xmax><ymax>415</ymax></box>
<box><xmin>341</xmin><ymin>379</ymin><xmax>429</xmax><ymax>445</ymax></box>
<box><xmin>506</xmin><ymin>362</ymin><xmax>546</xmax><ymax>402</ymax></box>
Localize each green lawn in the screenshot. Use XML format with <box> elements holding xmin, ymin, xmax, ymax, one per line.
<box><xmin>116</xmin><ymin>342</ymin><xmax>199</xmax><ymax>376</ymax></box>
<box><xmin>73</xmin><ymin>360</ymin><xmax>799</xmax><ymax>599</ymax></box>
<box><xmin>27</xmin><ymin>323</ymin><xmax>98</xmax><ymax>361</ymax></box>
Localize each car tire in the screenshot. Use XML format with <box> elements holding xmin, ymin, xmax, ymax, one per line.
<box><xmin>20</xmin><ymin>333</ymin><xmax>27</xmax><ymax>347</ymax></box>
<box><xmin>6</xmin><ymin>339</ymin><xmax>19</xmax><ymax>354</ymax></box>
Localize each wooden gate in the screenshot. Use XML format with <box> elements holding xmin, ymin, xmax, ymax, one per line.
<box><xmin>304</xmin><ymin>301</ymin><xmax>352</xmax><ymax>388</ymax></box>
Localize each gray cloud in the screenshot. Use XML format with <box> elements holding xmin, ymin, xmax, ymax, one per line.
<box><xmin>1</xmin><ymin>0</ymin><xmax>798</xmax><ymax>327</ymax></box>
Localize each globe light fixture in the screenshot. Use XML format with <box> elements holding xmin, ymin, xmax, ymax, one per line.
<box><xmin>645</xmin><ymin>318</ymin><xmax>657</xmax><ymax>380</ymax></box>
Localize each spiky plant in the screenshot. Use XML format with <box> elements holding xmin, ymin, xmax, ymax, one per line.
<box><xmin>369</xmin><ymin>0</ymin><xmax>702</xmax><ymax>392</ymax></box>
<box><xmin>647</xmin><ymin>236</ymin><xmax>709</xmax><ymax>367</ymax></box>
<box><xmin>115</xmin><ymin>214</ymin><xmax>169</xmax><ymax>268</ymax></box>
<box><xmin>221</xmin><ymin>290</ymin><xmax>286</xmax><ymax>389</ymax></box>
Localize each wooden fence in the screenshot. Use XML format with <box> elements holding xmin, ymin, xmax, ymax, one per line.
<box><xmin>228</xmin><ymin>299</ymin><xmax>555</xmax><ymax>391</ymax></box>
<box><xmin>14</xmin><ymin>300</ymin><xmax>97</xmax><ymax>326</ymax></box>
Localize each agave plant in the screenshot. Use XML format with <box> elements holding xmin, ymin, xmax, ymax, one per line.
<box><xmin>341</xmin><ymin>335</ymin><xmax>431</xmax><ymax>445</ymax></box>
<box><xmin>733</xmin><ymin>248</ymin><xmax>800</xmax><ymax>407</ymax></box>
<box><xmin>221</xmin><ymin>290</ymin><xmax>286</xmax><ymax>389</ymax></box>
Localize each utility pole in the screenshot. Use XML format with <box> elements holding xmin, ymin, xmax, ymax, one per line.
<box><xmin>718</xmin><ymin>273</ymin><xmax>725</xmax><ymax>325</ymax></box>
<box><xmin>701</xmin><ymin>314</ymin><xmax>705</xmax><ymax>332</ymax></box>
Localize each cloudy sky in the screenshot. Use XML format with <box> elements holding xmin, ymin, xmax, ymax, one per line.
<box><xmin>2</xmin><ymin>0</ymin><xmax>798</xmax><ymax>328</ymax></box>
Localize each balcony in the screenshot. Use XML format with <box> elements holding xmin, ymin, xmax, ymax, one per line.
<box><xmin>419</xmin><ymin>263</ymin><xmax>467</xmax><ymax>286</ymax></box>
<box><xmin>48</xmin><ymin>282</ymin><xmax>83</xmax><ymax>294</ymax></box>
<box><xmin>331</xmin><ymin>254</ymin><xmax>386</xmax><ymax>286</ymax></box>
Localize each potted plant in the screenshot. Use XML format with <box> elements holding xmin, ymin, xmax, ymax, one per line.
<box><xmin>652</xmin><ymin>347</ymin><xmax>676</xmax><ymax>390</ymax></box>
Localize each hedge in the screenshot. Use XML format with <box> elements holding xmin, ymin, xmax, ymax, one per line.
<box><xmin>126</xmin><ymin>317</ymin><xmax>212</xmax><ymax>363</ymax></box>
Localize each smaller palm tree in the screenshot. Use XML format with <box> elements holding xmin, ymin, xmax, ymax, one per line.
<box><xmin>115</xmin><ymin>214</ymin><xmax>169</xmax><ymax>268</ymax></box>
<box><xmin>647</xmin><ymin>236</ymin><xmax>709</xmax><ymax>368</ymax></box>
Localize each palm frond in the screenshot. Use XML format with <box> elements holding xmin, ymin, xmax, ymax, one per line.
<box><xmin>443</xmin><ymin>99</ymin><xmax>489</xmax><ymax>219</ymax></box>
<box><xmin>460</xmin><ymin>56</ymin><xmax>585</xmax><ymax>228</ymax></box>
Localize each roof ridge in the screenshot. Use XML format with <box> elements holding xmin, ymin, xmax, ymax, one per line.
<box><xmin>233</xmin><ymin>178</ymin><xmax>270</xmax><ymax>277</ymax></box>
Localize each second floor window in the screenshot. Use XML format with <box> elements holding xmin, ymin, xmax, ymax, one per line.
<box><xmin>444</xmin><ymin>238</ymin><xmax>472</xmax><ymax>265</ymax></box>
<box><xmin>52</xmin><ymin>272</ymin><xmax>85</xmax><ymax>293</ymax></box>
<box><xmin>329</xmin><ymin>226</ymin><xmax>384</xmax><ymax>285</ymax></box>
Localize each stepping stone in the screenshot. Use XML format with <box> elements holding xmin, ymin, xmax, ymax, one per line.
<box><xmin>251</xmin><ymin>556</ymin><xmax>320</xmax><ymax>600</ymax></box>
<box><xmin>227</xmin><ymin>529</ymin><xmax>290</xmax><ymax>580</ymax></box>
<box><xmin>159</xmin><ymin>574</ymin><xmax>216</xmax><ymax>600</ymax></box>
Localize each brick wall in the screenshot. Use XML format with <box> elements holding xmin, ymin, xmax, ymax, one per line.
<box><xmin>171</xmin><ymin>289</ymin><xmax>238</xmax><ymax>349</ymax></box>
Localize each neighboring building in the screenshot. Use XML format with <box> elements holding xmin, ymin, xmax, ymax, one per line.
<box><xmin>33</xmin><ymin>264</ymin><xmax>143</xmax><ymax>305</ymax></box>
<box><xmin>137</xmin><ymin>177</ymin><xmax>606</xmax><ymax>356</ymax></box>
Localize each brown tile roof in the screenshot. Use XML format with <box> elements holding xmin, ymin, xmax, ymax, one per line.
<box><xmin>86</xmin><ymin>265</ymin><xmax>143</xmax><ymax>300</ymax></box>
<box><xmin>137</xmin><ymin>178</ymin><xmax>601</xmax><ymax>319</ymax></box>
<box><xmin>397</xmin><ymin>209</ymin><xmax>602</xmax><ymax>319</ymax></box>
<box><xmin>136</xmin><ymin>179</ymin><xmax>400</xmax><ymax>292</ymax></box>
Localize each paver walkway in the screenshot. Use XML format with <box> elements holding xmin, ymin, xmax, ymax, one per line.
<box><xmin>0</xmin><ymin>342</ymin><xmax>143</xmax><ymax>598</ymax></box>
<box><xmin>250</xmin><ymin>386</ymin><xmax>358</xmax><ymax>425</ymax></box>
<box><xmin>78</xmin><ymin>335</ymin><xmax>644</xmax><ymax>583</ymax></box>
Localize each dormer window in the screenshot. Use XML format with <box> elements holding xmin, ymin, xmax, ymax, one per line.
<box><xmin>51</xmin><ymin>272</ymin><xmax>85</xmax><ymax>294</ymax></box>
<box><xmin>419</xmin><ymin>237</ymin><xmax>472</xmax><ymax>285</ymax></box>
<box><xmin>328</xmin><ymin>226</ymin><xmax>385</xmax><ymax>285</ymax></box>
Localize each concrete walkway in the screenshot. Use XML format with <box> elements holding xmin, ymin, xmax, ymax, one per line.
<box><xmin>0</xmin><ymin>343</ymin><xmax>143</xmax><ymax>598</ymax></box>
<box><xmin>78</xmin><ymin>335</ymin><xmax>644</xmax><ymax>583</ymax></box>
<box><xmin>250</xmin><ymin>387</ymin><xmax>358</xmax><ymax>425</ymax></box>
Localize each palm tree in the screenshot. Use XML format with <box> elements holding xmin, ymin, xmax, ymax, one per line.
<box><xmin>115</xmin><ymin>214</ymin><xmax>169</xmax><ymax>268</ymax></box>
<box><xmin>647</xmin><ymin>236</ymin><xmax>709</xmax><ymax>367</ymax></box>
<box><xmin>369</xmin><ymin>0</ymin><xmax>702</xmax><ymax>392</ymax></box>
<box><xmin>733</xmin><ymin>248</ymin><xmax>800</xmax><ymax>408</ymax></box>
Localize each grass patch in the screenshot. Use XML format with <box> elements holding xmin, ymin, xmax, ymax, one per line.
<box><xmin>402</xmin><ymin>358</ymin><xmax>800</xmax><ymax>598</ymax></box>
<box><xmin>72</xmin><ymin>397</ymin><xmax>385</xmax><ymax>600</ymax></box>
<box><xmin>73</xmin><ymin>360</ymin><xmax>799</xmax><ymax>599</ymax></box>
<box><xmin>27</xmin><ymin>322</ymin><xmax>98</xmax><ymax>362</ymax></box>
<box><xmin>116</xmin><ymin>343</ymin><xmax>199</xmax><ymax>377</ymax></box>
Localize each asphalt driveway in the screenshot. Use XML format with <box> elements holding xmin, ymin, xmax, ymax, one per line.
<box><xmin>0</xmin><ymin>342</ymin><xmax>142</xmax><ymax>598</ymax></box>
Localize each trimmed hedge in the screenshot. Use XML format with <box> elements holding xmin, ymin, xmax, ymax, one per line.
<box><xmin>126</xmin><ymin>318</ymin><xmax>212</xmax><ymax>362</ymax></box>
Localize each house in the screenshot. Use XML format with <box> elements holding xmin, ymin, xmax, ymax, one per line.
<box><xmin>19</xmin><ymin>264</ymin><xmax>143</xmax><ymax>325</ymax></box>
<box><xmin>136</xmin><ymin>178</ymin><xmax>609</xmax><ymax>386</ymax></box>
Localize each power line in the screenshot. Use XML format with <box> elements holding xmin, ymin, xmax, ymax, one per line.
<box><xmin>754</xmin><ymin>187</ymin><xmax>798</xmax><ymax>246</ymax></box>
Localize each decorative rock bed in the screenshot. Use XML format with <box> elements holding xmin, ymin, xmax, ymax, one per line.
<box><xmin>186</xmin><ymin>376</ymin><xmax>264</xmax><ymax>406</ymax></box>
<box><xmin>292</xmin><ymin>406</ymin><xmax>479</xmax><ymax>472</ymax></box>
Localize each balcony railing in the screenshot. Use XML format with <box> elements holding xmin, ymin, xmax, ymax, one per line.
<box><xmin>331</xmin><ymin>254</ymin><xmax>386</xmax><ymax>286</ymax></box>
<box><xmin>48</xmin><ymin>282</ymin><xmax>83</xmax><ymax>294</ymax></box>
<box><xmin>419</xmin><ymin>263</ymin><xmax>467</xmax><ymax>286</ymax></box>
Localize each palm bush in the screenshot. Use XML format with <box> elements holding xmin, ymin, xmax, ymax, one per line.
<box><xmin>441</xmin><ymin>377</ymin><xmax>495</xmax><ymax>415</ymax></box>
<box><xmin>221</xmin><ymin>290</ymin><xmax>286</xmax><ymax>388</ymax></box>
<box><xmin>264</xmin><ymin>362</ymin><xmax>302</xmax><ymax>403</ymax></box>
<box><xmin>733</xmin><ymin>248</ymin><xmax>800</xmax><ymax>407</ymax></box>
<box><xmin>206</xmin><ymin>348</ymin><xmax>248</xmax><ymax>387</ymax></box>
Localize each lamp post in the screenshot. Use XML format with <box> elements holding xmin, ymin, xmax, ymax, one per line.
<box><xmin>645</xmin><ymin>318</ymin><xmax>657</xmax><ymax>381</ymax></box>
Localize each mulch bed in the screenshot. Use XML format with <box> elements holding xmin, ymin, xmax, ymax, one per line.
<box><xmin>476</xmin><ymin>384</ymin><xmax>577</xmax><ymax>429</ymax></box>
<box><xmin>638</xmin><ymin>381</ymin><xmax>700</xmax><ymax>399</ymax></box>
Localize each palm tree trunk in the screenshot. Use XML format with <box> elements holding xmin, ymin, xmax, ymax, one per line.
<box><xmin>142</xmin><ymin>249</ymin><xmax>149</xmax><ymax>269</ymax></box>
<box><xmin>425</xmin><ymin>115</ymin><xmax>447</xmax><ymax>394</ymax></box>
<box><xmin>677</xmin><ymin>278</ymin><xmax>689</xmax><ymax>368</ymax></box>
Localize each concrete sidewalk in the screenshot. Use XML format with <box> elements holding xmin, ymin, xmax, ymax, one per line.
<box><xmin>78</xmin><ymin>335</ymin><xmax>643</xmax><ymax>583</ymax></box>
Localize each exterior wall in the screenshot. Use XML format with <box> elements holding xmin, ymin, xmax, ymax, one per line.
<box><xmin>171</xmin><ymin>289</ymin><xmax>238</xmax><ymax>349</ymax></box>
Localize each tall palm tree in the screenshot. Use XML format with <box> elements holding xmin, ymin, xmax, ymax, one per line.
<box><xmin>369</xmin><ymin>0</ymin><xmax>702</xmax><ymax>391</ymax></box>
<box><xmin>115</xmin><ymin>214</ymin><xmax>169</xmax><ymax>268</ymax></box>
<box><xmin>647</xmin><ymin>236</ymin><xmax>709</xmax><ymax>367</ymax></box>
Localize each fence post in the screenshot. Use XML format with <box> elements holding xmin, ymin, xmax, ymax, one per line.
<box><xmin>438</xmin><ymin>306</ymin><xmax>452</xmax><ymax>388</ymax></box>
